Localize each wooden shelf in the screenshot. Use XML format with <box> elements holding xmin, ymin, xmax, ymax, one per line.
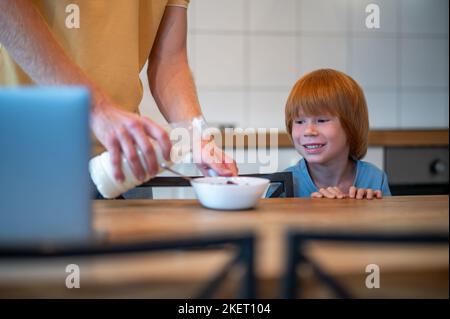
<box><xmin>93</xmin><ymin>129</ymin><xmax>449</xmax><ymax>155</ymax></box>
<box><xmin>367</xmin><ymin>130</ymin><xmax>449</xmax><ymax>147</ymax></box>
<box><xmin>214</xmin><ymin>129</ymin><xmax>449</xmax><ymax>148</ymax></box>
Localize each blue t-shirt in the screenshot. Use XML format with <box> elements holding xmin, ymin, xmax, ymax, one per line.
<box><xmin>283</xmin><ymin>159</ymin><xmax>391</xmax><ymax>198</ymax></box>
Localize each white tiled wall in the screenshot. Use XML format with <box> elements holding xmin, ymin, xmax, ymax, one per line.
<box><xmin>365</xmin><ymin>91</ymin><xmax>398</xmax><ymax>128</ymax></box>
<box><xmin>248</xmin><ymin>90</ymin><xmax>289</xmax><ymax>129</ymax></box>
<box><xmin>141</xmin><ymin>0</ymin><xmax>449</xmax><ymax>131</ymax></box>
<box><xmin>138</xmin><ymin>0</ymin><xmax>448</xmax><ymax>192</ymax></box>
<box><xmin>197</xmin><ymin>91</ymin><xmax>246</xmax><ymax>128</ymax></box>
<box><xmin>191</xmin><ymin>0</ymin><xmax>245</xmax><ymax>31</ymax></box>
<box><xmin>300</xmin><ymin>0</ymin><xmax>349</xmax><ymax>32</ymax></box>
<box><xmin>249</xmin><ymin>35</ymin><xmax>297</xmax><ymax>87</ymax></box>
<box><xmin>249</xmin><ymin>0</ymin><xmax>296</xmax><ymax>32</ymax></box>
<box><xmin>192</xmin><ymin>34</ymin><xmax>246</xmax><ymax>87</ymax></box>
<box><xmin>400</xmin><ymin>38</ymin><xmax>449</xmax><ymax>88</ymax></box>
<box><xmin>400</xmin><ymin>92</ymin><xmax>449</xmax><ymax>128</ymax></box>
<box><xmin>400</xmin><ymin>0</ymin><xmax>449</xmax><ymax>35</ymax></box>
<box><xmin>351</xmin><ymin>37</ymin><xmax>398</xmax><ymax>88</ymax></box>
<box><xmin>299</xmin><ymin>36</ymin><xmax>348</xmax><ymax>74</ymax></box>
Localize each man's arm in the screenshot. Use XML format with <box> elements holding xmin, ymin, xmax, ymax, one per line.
<box><xmin>147</xmin><ymin>6</ymin><xmax>237</xmax><ymax>176</ymax></box>
<box><xmin>0</xmin><ymin>0</ymin><xmax>171</xmax><ymax>182</ymax></box>
<box><xmin>147</xmin><ymin>6</ymin><xmax>201</xmax><ymax>122</ymax></box>
<box><xmin>0</xmin><ymin>1</ymin><xmax>95</xmax><ymax>89</ymax></box>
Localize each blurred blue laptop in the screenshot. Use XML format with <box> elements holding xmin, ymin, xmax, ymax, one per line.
<box><xmin>0</xmin><ymin>87</ymin><xmax>93</xmax><ymax>246</ymax></box>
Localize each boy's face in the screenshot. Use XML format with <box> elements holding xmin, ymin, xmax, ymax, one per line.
<box><xmin>291</xmin><ymin>112</ymin><xmax>350</xmax><ymax>165</ymax></box>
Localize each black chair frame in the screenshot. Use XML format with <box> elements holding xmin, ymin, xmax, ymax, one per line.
<box><xmin>0</xmin><ymin>232</ymin><xmax>256</xmax><ymax>299</ymax></box>
<box><xmin>282</xmin><ymin>230</ymin><xmax>449</xmax><ymax>299</ymax></box>
<box><xmin>139</xmin><ymin>171</ymin><xmax>294</xmax><ymax>198</ymax></box>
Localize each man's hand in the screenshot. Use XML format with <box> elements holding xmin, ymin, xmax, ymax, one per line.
<box><xmin>311</xmin><ymin>186</ymin><xmax>382</xmax><ymax>199</ymax></box>
<box><xmin>193</xmin><ymin>139</ymin><xmax>238</xmax><ymax>177</ymax></box>
<box><xmin>91</xmin><ymin>100</ymin><xmax>172</xmax><ymax>183</ymax></box>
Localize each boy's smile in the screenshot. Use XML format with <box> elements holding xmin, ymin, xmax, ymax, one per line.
<box><xmin>302</xmin><ymin>143</ymin><xmax>327</xmax><ymax>154</ymax></box>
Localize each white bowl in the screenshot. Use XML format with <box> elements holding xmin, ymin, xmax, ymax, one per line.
<box><xmin>190</xmin><ymin>176</ymin><xmax>270</xmax><ymax>210</ymax></box>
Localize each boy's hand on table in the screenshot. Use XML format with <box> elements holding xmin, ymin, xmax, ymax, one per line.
<box><xmin>348</xmin><ymin>186</ymin><xmax>382</xmax><ymax>199</ymax></box>
<box><xmin>311</xmin><ymin>186</ymin><xmax>382</xmax><ymax>199</ymax></box>
<box><xmin>311</xmin><ymin>187</ymin><xmax>347</xmax><ymax>199</ymax></box>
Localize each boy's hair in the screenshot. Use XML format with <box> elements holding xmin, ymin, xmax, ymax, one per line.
<box><xmin>285</xmin><ymin>69</ymin><xmax>369</xmax><ymax>160</ymax></box>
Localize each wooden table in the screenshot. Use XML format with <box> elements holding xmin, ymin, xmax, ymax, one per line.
<box><xmin>0</xmin><ymin>196</ymin><xmax>448</xmax><ymax>298</ymax></box>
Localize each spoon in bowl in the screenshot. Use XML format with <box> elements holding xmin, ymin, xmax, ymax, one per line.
<box><xmin>159</xmin><ymin>162</ymin><xmax>193</xmax><ymax>182</ymax></box>
<box><xmin>159</xmin><ymin>162</ymin><xmax>237</xmax><ymax>184</ymax></box>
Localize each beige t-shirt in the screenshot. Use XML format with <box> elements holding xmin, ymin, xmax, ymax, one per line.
<box><xmin>0</xmin><ymin>0</ymin><xmax>189</xmax><ymax>153</ymax></box>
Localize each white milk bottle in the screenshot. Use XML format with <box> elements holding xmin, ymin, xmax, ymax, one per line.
<box><xmin>89</xmin><ymin>142</ymin><xmax>170</xmax><ymax>199</ymax></box>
